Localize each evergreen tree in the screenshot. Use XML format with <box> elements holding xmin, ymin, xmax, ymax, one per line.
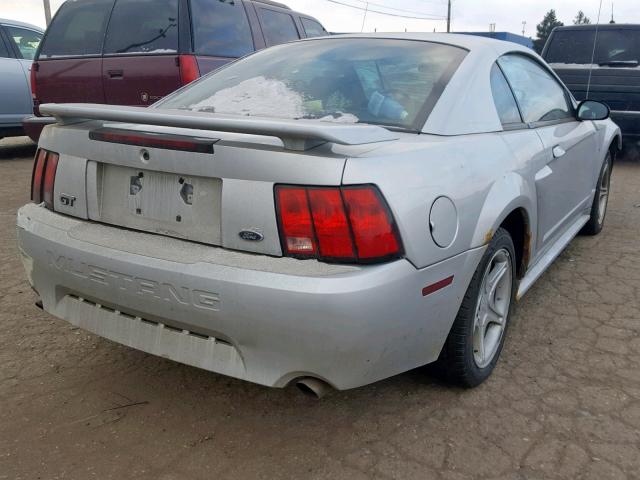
<box><xmin>574</xmin><ymin>11</ymin><xmax>591</xmax><ymax>24</ymax></box>
<box><xmin>533</xmin><ymin>9</ymin><xmax>564</xmax><ymax>54</ymax></box>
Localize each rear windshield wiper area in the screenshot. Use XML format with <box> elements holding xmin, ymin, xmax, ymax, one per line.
<box><xmin>598</xmin><ymin>60</ymin><xmax>640</xmax><ymax>67</ymax></box>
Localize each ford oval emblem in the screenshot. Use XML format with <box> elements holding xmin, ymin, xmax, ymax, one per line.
<box><xmin>239</xmin><ymin>230</ymin><xmax>264</xmax><ymax>242</ymax></box>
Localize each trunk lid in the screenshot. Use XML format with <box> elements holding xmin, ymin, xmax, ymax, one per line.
<box><xmin>38</xmin><ymin>106</ymin><xmax>394</xmax><ymax>256</ymax></box>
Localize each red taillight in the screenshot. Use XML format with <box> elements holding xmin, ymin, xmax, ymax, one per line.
<box><xmin>31</xmin><ymin>148</ymin><xmax>47</xmax><ymax>203</ymax></box>
<box><xmin>275</xmin><ymin>185</ymin><xmax>402</xmax><ymax>263</ymax></box>
<box><xmin>276</xmin><ymin>187</ymin><xmax>317</xmax><ymax>255</ymax></box>
<box><xmin>308</xmin><ymin>189</ymin><xmax>355</xmax><ymax>259</ymax></box>
<box><xmin>178</xmin><ymin>55</ymin><xmax>200</xmax><ymax>85</ymax></box>
<box><xmin>342</xmin><ymin>187</ymin><xmax>401</xmax><ymax>260</ymax></box>
<box><xmin>31</xmin><ymin>149</ymin><xmax>59</xmax><ymax>210</ymax></box>
<box><xmin>42</xmin><ymin>153</ymin><xmax>59</xmax><ymax>210</ymax></box>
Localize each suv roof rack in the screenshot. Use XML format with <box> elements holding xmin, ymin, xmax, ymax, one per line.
<box><xmin>253</xmin><ymin>0</ymin><xmax>291</xmax><ymax>10</ymax></box>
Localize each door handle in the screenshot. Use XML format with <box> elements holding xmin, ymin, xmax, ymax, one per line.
<box><xmin>552</xmin><ymin>145</ymin><xmax>566</xmax><ymax>159</ymax></box>
<box><xmin>108</xmin><ymin>69</ymin><xmax>124</xmax><ymax>78</ymax></box>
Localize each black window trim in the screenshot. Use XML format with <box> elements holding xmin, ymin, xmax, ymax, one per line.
<box><xmin>490</xmin><ymin>61</ymin><xmax>528</xmax><ymax>131</ymax></box>
<box><xmin>255</xmin><ymin>5</ymin><xmax>301</xmax><ymax>46</ymax></box>
<box><xmin>180</xmin><ymin>0</ymin><xmax>193</xmax><ymax>54</ymax></box>
<box><xmin>3</xmin><ymin>25</ymin><xmax>44</xmax><ymax>60</ymax></box>
<box><xmin>0</xmin><ymin>25</ymin><xmax>16</xmax><ymax>59</ymax></box>
<box><xmin>497</xmin><ymin>52</ymin><xmax>578</xmax><ymax>130</ymax></box>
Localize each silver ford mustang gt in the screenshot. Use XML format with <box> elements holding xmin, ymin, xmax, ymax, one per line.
<box><xmin>17</xmin><ymin>33</ymin><xmax>620</xmax><ymax>395</ymax></box>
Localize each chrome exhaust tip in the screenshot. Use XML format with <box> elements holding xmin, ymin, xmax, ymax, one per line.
<box><xmin>295</xmin><ymin>377</ymin><xmax>332</xmax><ymax>399</ymax></box>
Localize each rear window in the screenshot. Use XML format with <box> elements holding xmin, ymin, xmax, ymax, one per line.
<box><xmin>104</xmin><ymin>0</ymin><xmax>179</xmax><ymax>54</ymax></box>
<box><xmin>158</xmin><ymin>38</ymin><xmax>467</xmax><ymax>131</ymax></box>
<box><xmin>258</xmin><ymin>9</ymin><xmax>299</xmax><ymax>46</ymax></box>
<box><xmin>39</xmin><ymin>0</ymin><xmax>114</xmax><ymax>58</ymax></box>
<box><xmin>301</xmin><ymin>18</ymin><xmax>326</xmax><ymax>38</ymax></box>
<box><xmin>191</xmin><ymin>0</ymin><xmax>254</xmax><ymax>58</ymax></box>
<box><xmin>545</xmin><ymin>29</ymin><xmax>640</xmax><ymax>65</ymax></box>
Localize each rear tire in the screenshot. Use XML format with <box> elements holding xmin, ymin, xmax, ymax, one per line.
<box><xmin>436</xmin><ymin>227</ymin><xmax>517</xmax><ymax>387</ymax></box>
<box><xmin>581</xmin><ymin>152</ymin><xmax>612</xmax><ymax>236</ymax></box>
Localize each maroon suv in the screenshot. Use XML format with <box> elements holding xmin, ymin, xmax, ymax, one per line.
<box><xmin>24</xmin><ymin>0</ymin><xmax>327</xmax><ymax>141</ymax></box>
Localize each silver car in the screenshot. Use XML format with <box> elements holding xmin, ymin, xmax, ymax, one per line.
<box><xmin>17</xmin><ymin>34</ymin><xmax>621</xmax><ymax>396</ymax></box>
<box><xmin>0</xmin><ymin>19</ymin><xmax>43</xmax><ymax>140</ymax></box>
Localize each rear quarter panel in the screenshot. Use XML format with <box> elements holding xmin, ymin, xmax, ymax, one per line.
<box><xmin>342</xmin><ymin>132</ymin><xmax>542</xmax><ymax>270</ymax></box>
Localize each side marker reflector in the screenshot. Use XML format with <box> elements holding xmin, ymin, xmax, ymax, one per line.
<box><xmin>422</xmin><ymin>275</ymin><xmax>454</xmax><ymax>297</ymax></box>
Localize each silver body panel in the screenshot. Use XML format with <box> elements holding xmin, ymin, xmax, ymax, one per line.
<box><xmin>17</xmin><ymin>33</ymin><xmax>622</xmax><ymax>389</ymax></box>
<box><xmin>18</xmin><ymin>204</ymin><xmax>483</xmax><ymax>389</ymax></box>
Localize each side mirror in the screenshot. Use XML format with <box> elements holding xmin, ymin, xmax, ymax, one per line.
<box><xmin>577</xmin><ymin>100</ymin><xmax>610</xmax><ymax>121</ymax></box>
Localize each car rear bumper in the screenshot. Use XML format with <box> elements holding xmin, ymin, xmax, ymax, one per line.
<box><xmin>22</xmin><ymin>116</ymin><xmax>55</xmax><ymax>143</ymax></box>
<box><xmin>16</xmin><ymin>203</ymin><xmax>483</xmax><ymax>390</ymax></box>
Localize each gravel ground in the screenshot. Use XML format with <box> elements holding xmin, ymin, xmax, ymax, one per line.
<box><xmin>1</xmin><ymin>136</ymin><xmax>639</xmax><ymax>480</ymax></box>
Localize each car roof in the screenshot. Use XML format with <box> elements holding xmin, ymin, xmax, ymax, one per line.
<box><xmin>0</xmin><ymin>18</ymin><xmax>44</xmax><ymax>32</ymax></box>
<box><xmin>315</xmin><ymin>32</ymin><xmax>533</xmax><ymax>56</ymax></box>
<box><xmin>552</xmin><ymin>24</ymin><xmax>640</xmax><ymax>31</ymax></box>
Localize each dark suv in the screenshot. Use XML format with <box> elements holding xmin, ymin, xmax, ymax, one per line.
<box><xmin>543</xmin><ymin>24</ymin><xmax>640</xmax><ymax>149</ymax></box>
<box><xmin>23</xmin><ymin>0</ymin><xmax>327</xmax><ymax>141</ymax></box>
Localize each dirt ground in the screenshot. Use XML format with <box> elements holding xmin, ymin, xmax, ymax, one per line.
<box><xmin>1</xmin><ymin>136</ymin><xmax>639</xmax><ymax>480</ymax></box>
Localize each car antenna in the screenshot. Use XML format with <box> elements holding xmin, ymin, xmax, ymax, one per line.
<box><xmin>586</xmin><ymin>0</ymin><xmax>604</xmax><ymax>100</ymax></box>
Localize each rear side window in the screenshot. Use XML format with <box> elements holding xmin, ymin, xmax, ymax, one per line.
<box><xmin>490</xmin><ymin>63</ymin><xmax>522</xmax><ymax>126</ymax></box>
<box><xmin>39</xmin><ymin>0</ymin><xmax>114</xmax><ymax>58</ymax></box>
<box><xmin>301</xmin><ymin>18</ymin><xmax>326</xmax><ymax>38</ymax></box>
<box><xmin>191</xmin><ymin>0</ymin><xmax>254</xmax><ymax>57</ymax></box>
<box><xmin>104</xmin><ymin>0</ymin><xmax>178</xmax><ymax>54</ymax></box>
<box><xmin>259</xmin><ymin>9</ymin><xmax>299</xmax><ymax>46</ymax></box>
<box><xmin>545</xmin><ymin>29</ymin><xmax>640</xmax><ymax>65</ymax></box>
<box><xmin>498</xmin><ymin>54</ymin><xmax>573</xmax><ymax>124</ymax></box>
<box><xmin>5</xmin><ymin>26</ymin><xmax>42</xmax><ymax>60</ymax></box>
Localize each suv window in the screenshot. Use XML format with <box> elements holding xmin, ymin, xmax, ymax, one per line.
<box><xmin>191</xmin><ymin>0</ymin><xmax>253</xmax><ymax>57</ymax></box>
<box><xmin>259</xmin><ymin>9</ymin><xmax>299</xmax><ymax>46</ymax></box>
<box><xmin>104</xmin><ymin>0</ymin><xmax>179</xmax><ymax>54</ymax></box>
<box><xmin>39</xmin><ymin>0</ymin><xmax>114</xmax><ymax>58</ymax></box>
<box><xmin>490</xmin><ymin>63</ymin><xmax>522</xmax><ymax>125</ymax></box>
<box><xmin>545</xmin><ymin>29</ymin><xmax>640</xmax><ymax>65</ymax></box>
<box><xmin>301</xmin><ymin>18</ymin><xmax>326</xmax><ymax>38</ymax></box>
<box><xmin>498</xmin><ymin>54</ymin><xmax>573</xmax><ymax>124</ymax></box>
<box><xmin>5</xmin><ymin>26</ymin><xmax>42</xmax><ymax>60</ymax></box>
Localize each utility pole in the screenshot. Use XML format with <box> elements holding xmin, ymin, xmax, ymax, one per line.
<box><xmin>521</xmin><ymin>21</ymin><xmax>526</xmax><ymax>36</ymax></box>
<box><xmin>43</xmin><ymin>0</ymin><xmax>52</xmax><ymax>26</ymax></box>
<box><xmin>360</xmin><ymin>1</ymin><xmax>369</xmax><ymax>32</ymax></box>
<box><xmin>446</xmin><ymin>0</ymin><xmax>451</xmax><ymax>32</ymax></box>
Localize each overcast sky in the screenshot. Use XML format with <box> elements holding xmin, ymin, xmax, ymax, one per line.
<box><xmin>2</xmin><ymin>0</ymin><xmax>638</xmax><ymax>36</ymax></box>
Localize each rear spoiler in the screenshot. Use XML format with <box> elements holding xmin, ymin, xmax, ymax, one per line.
<box><xmin>39</xmin><ymin>103</ymin><xmax>399</xmax><ymax>151</ymax></box>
